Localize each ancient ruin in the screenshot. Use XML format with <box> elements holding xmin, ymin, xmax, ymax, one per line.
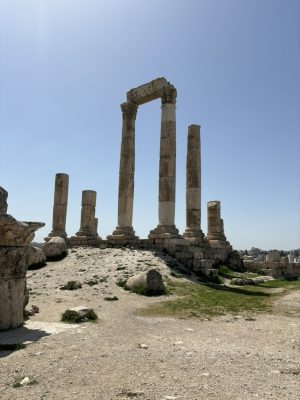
<box><xmin>183</xmin><ymin>124</ymin><xmax>204</xmax><ymax>241</ymax></box>
<box><xmin>44</xmin><ymin>77</ymin><xmax>236</xmax><ymax>274</ymax></box>
<box><xmin>0</xmin><ymin>187</ymin><xmax>44</xmax><ymax>331</ymax></box>
<box><xmin>69</xmin><ymin>190</ymin><xmax>102</xmax><ymax>246</ymax></box>
<box><xmin>46</xmin><ymin>173</ymin><xmax>69</xmax><ymax>240</ymax></box>
<box><xmin>108</xmin><ymin>78</ymin><xmax>179</xmax><ymax>242</ymax></box>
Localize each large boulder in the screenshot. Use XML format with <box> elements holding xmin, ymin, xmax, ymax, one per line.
<box><xmin>125</xmin><ymin>269</ymin><xmax>166</xmax><ymax>295</ymax></box>
<box><xmin>43</xmin><ymin>237</ymin><xmax>67</xmax><ymax>259</ymax></box>
<box><xmin>27</xmin><ymin>246</ymin><xmax>46</xmax><ymax>269</ymax></box>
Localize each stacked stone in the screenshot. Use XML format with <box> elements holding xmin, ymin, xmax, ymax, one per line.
<box><xmin>207</xmin><ymin>201</ymin><xmax>227</xmax><ymax>241</ymax></box>
<box><xmin>0</xmin><ymin>187</ymin><xmax>44</xmax><ymax>330</ymax></box>
<box><xmin>183</xmin><ymin>124</ymin><xmax>204</xmax><ymax>241</ymax></box>
<box><xmin>206</xmin><ymin>201</ymin><xmax>232</xmax><ymax>262</ymax></box>
<box><xmin>107</xmin><ymin>102</ymin><xmax>139</xmax><ymax>243</ymax></box>
<box><xmin>148</xmin><ymin>85</ymin><xmax>180</xmax><ymax>240</ymax></box>
<box><xmin>46</xmin><ymin>173</ymin><xmax>69</xmax><ymax>240</ymax></box>
<box><xmin>70</xmin><ymin>190</ymin><xmax>102</xmax><ymax>246</ymax></box>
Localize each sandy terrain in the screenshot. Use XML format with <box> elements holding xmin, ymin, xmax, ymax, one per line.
<box><xmin>0</xmin><ymin>247</ymin><xmax>299</xmax><ymax>400</ymax></box>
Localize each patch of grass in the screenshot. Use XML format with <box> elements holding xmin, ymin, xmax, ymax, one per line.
<box><xmin>138</xmin><ymin>279</ymin><xmax>271</xmax><ymax>319</ymax></box>
<box><xmin>170</xmin><ymin>270</ymin><xmax>181</xmax><ymax>278</ymax></box>
<box><xmin>258</xmin><ymin>278</ymin><xmax>300</xmax><ymax>289</ymax></box>
<box><xmin>61</xmin><ymin>309</ymin><xmax>98</xmax><ymax>323</ymax></box>
<box><xmin>60</xmin><ymin>281</ymin><xmax>82</xmax><ymax>290</ymax></box>
<box><xmin>219</xmin><ymin>265</ymin><xmax>260</xmax><ymax>280</ymax></box>
<box><xmin>104</xmin><ymin>296</ymin><xmax>119</xmax><ymax>301</ymax></box>
<box><xmin>130</xmin><ymin>286</ymin><xmax>167</xmax><ymax>297</ymax></box>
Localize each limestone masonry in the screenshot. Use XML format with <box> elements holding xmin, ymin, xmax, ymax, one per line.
<box><xmin>46</xmin><ymin>77</ymin><xmax>239</xmax><ymax>275</ymax></box>
<box><xmin>0</xmin><ymin>187</ymin><xmax>44</xmax><ymax>331</ymax></box>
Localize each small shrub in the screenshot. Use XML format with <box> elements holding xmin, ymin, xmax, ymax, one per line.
<box><xmin>170</xmin><ymin>271</ymin><xmax>181</xmax><ymax>278</ymax></box>
<box><xmin>61</xmin><ymin>309</ymin><xmax>98</xmax><ymax>323</ymax></box>
<box><xmin>85</xmin><ymin>279</ymin><xmax>98</xmax><ymax>286</ymax></box>
<box><xmin>60</xmin><ymin>281</ymin><xmax>82</xmax><ymax>290</ymax></box>
<box><xmin>104</xmin><ymin>296</ymin><xmax>118</xmax><ymax>301</ymax></box>
<box><xmin>284</xmin><ymin>275</ymin><xmax>298</xmax><ymax>281</ymax></box>
<box><xmin>116</xmin><ymin>279</ymin><xmax>127</xmax><ymax>288</ymax></box>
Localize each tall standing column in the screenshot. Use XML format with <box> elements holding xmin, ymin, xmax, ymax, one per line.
<box><xmin>47</xmin><ymin>173</ymin><xmax>69</xmax><ymax>239</ymax></box>
<box><xmin>108</xmin><ymin>101</ymin><xmax>139</xmax><ymax>240</ymax></box>
<box><xmin>184</xmin><ymin>125</ymin><xmax>204</xmax><ymax>240</ymax></box>
<box><xmin>76</xmin><ymin>190</ymin><xmax>97</xmax><ymax>236</ymax></box>
<box><xmin>149</xmin><ymin>86</ymin><xmax>179</xmax><ymax>239</ymax></box>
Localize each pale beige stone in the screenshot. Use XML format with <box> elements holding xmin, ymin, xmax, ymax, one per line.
<box><xmin>76</xmin><ymin>191</ymin><xmax>97</xmax><ymax>237</ymax></box>
<box><xmin>47</xmin><ymin>173</ymin><xmax>69</xmax><ymax>239</ymax></box>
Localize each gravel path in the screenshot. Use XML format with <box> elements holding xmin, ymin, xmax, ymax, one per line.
<box><xmin>0</xmin><ymin>247</ymin><xmax>299</xmax><ymax>400</ymax></box>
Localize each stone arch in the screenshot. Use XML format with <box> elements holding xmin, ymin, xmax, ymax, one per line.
<box><xmin>108</xmin><ymin>78</ymin><xmax>179</xmax><ymax>242</ymax></box>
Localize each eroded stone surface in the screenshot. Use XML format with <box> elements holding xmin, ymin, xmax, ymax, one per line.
<box><xmin>0</xmin><ymin>186</ymin><xmax>8</xmax><ymax>214</ymax></box>
<box><xmin>43</xmin><ymin>237</ymin><xmax>67</xmax><ymax>259</ymax></box>
<box><xmin>47</xmin><ymin>173</ymin><xmax>69</xmax><ymax>239</ymax></box>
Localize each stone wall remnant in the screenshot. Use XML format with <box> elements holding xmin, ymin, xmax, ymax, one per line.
<box><xmin>0</xmin><ymin>186</ymin><xmax>44</xmax><ymax>331</ymax></box>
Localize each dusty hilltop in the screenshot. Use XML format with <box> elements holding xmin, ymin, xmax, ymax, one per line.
<box><xmin>0</xmin><ymin>246</ymin><xmax>300</xmax><ymax>400</ymax></box>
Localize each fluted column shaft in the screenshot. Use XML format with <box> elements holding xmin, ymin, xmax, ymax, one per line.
<box><xmin>158</xmin><ymin>100</ymin><xmax>176</xmax><ymax>226</ymax></box>
<box><xmin>108</xmin><ymin>102</ymin><xmax>138</xmax><ymax>240</ymax></box>
<box><xmin>184</xmin><ymin>125</ymin><xmax>203</xmax><ymax>239</ymax></box>
<box><xmin>49</xmin><ymin>173</ymin><xmax>69</xmax><ymax>238</ymax></box>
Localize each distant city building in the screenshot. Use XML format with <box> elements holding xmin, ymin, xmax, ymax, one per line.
<box><xmin>266</xmin><ymin>250</ymin><xmax>281</xmax><ymax>263</ymax></box>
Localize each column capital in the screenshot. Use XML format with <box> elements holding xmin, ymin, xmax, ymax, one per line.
<box><xmin>161</xmin><ymin>86</ymin><xmax>177</xmax><ymax>105</ymax></box>
<box><xmin>121</xmin><ymin>101</ymin><xmax>138</xmax><ymax>120</ymax></box>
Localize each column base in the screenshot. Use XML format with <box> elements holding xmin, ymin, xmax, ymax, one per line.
<box><xmin>107</xmin><ymin>226</ymin><xmax>139</xmax><ymax>244</ymax></box>
<box><xmin>183</xmin><ymin>228</ymin><xmax>206</xmax><ymax>243</ymax></box>
<box><xmin>148</xmin><ymin>224</ymin><xmax>180</xmax><ymax>240</ymax></box>
<box><xmin>69</xmin><ymin>235</ymin><xmax>102</xmax><ymax>246</ymax></box>
<box><xmin>45</xmin><ymin>230</ymin><xmax>67</xmax><ymax>242</ymax></box>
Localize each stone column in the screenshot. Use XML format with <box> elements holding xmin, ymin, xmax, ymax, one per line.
<box><xmin>47</xmin><ymin>173</ymin><xmax>69</xmax><ymax>239</ymax></box>
<box><xmin>184</xmin><ymin>124</ymin><xmax>204</xmax><ymax>240</ymax></box>
<box><xmin>0</xmin><ymin>187</ymin><xmax>44</xmax><ymax>331</ymax></box>
<box><xmin>76</xmin><ymin>190</ymin><xmax>97</xmax><ymax>236</ymax></box>
<box><xmin>108</xmin><ymin>101</ymin><xmax>139</xmax><ymax>241</ymax></box>
<box><xmin>149</xmin><ymin>87</ymin><xmax>179</xmax><ymax>239</ymax></box>
<box><xmin>207</xmin><ymin>201</ymin><xmax>226</xmax><ymax>241</ymax></box>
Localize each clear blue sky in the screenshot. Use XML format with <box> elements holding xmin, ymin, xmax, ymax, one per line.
<box><xmin>1</xmin><ymin>0</ymin><xmax>299</xmax><ymax>250</ymax></box>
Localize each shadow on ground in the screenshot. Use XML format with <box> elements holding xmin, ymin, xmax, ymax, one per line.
<box><xmin>0</xmin><ymin>326</ymin><xmax>51</xmax><ymax>358</ymax></box>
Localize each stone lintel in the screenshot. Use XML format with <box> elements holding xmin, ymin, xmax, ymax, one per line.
<box><xmin>127</xmin><ymin>77</ymin><xmax>171</xmax><ymax>105</ymax></box>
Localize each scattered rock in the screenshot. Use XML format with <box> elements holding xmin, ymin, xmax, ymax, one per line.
<box><xmin>27</xmin><ymin>246</ymin><xmax>46</xmax><ymax>269</ymax></box>
<box><xmin>104</xmin><ymin>296</ymin><xmax>118</xmax><ymax>301</ymax></box>
<box><xmin>60</xmin><ymin>280</ymin><xmax>82</xmax><ymax>290</ymax></box>
<box><xmin>125</xmin><ymin>269</ymin><xmax>166</xmax><ymax>295</ymax></box>
<box><xmin>138</xmin><ymin>344</ymin><xmax>148</xmax><ymax>349</ymax></box>
<box><xmin>20</xmin><ymin>376</ymin><xmax>31</xmax><ymax>386</ymax></box>
<box><xmin>43</xmin><ymin>237</ymin><xmax>67</xmax><ymax>260</ymax></box>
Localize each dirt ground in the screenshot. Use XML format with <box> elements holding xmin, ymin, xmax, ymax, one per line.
<box><xmin>0</xmin><ymin>247</ymin><xmax>299</xmax><ymax>400</ymax></box>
